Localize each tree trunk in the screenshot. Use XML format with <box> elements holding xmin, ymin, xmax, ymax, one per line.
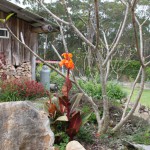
<box><xmin>99</xmin><ymin>67</ymin><xmax>110</xmax><ymax>134</ymax></box>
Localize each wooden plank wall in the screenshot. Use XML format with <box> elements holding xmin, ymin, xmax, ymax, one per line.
<box><xmin>0</xmin><ymin>11</ymin><xmax>38</xmax><ymax>66</ymax></box>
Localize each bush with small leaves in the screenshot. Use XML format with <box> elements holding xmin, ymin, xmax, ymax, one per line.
<box><xmin>0</xmin><ymin>79</ymin><xmax>49</xmax><ymax>101</ymax></box>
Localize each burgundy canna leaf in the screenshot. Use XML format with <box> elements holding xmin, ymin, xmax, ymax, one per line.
<box><xmin>66</xmin><ymin>112</ymin><xmax>82</xmax><ymax>140</ymax></box>
<box><xmin>61</xmin><ymin>73</ymin><xmax>72</xmax><ymax>97</ymax></box>
<box><xmin>59</xmin><ymin>100</ymin><xmax>66</xmax><ymax>114</ymax></box>
<box><xmin>59</xmin><ymin>96</ymin><xmax>70</xmax><ymax>107</ymax></box>
<box><xmin>65</xmin><ymin>75</ymin><xmax>72</xmax><ymax>94</ymax></box>
<box><xmin>59</xmin><ymin>96</ymin><xmax>70</xmax><ymax>114</ymax></box>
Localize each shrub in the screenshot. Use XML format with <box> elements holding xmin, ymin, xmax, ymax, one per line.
<box><xmin>0</xmin><ymin>79</ymin><xmax>48</xmax><ymax>101</ymax></box>
<box><xmin>107</xmin><ymin>83</ymin><xmax>126</xmax><ymax>100</ymax></box>
<box><xmin>78</xmin><ymin>80</ymin><xmax>102</xmax><ymax>99</ymax></box>
<box><xmin>78</xmin><ymin>80</ymin><xmax>126</xmax><ymax>100</ymax></box>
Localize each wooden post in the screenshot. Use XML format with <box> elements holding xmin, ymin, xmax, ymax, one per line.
<box><xmin>30</xmin><ymin>33</ymin><xmax>38</xmax><ymax>80</ymax></box>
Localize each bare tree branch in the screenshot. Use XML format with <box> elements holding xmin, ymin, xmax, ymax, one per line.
<box><xmin>51</xmin><ymin>44</ymin><xmax>62</xmax><ymax>60</ymax></box>
<box><xmin>90</xmin><ymin>19</ymin><xmax>107</xmax><ymax>49</ymax></box>
<box><xmin>121</xmin><ymin>67</ymin><xmax>142</xmax><ymax>119</ymax></box>
<box><xmin>58</xmin><ymin>22</ymin><xmax>68</xmax><ymax>53</ymax></box>
<box><xmin>103</xmin><ymin>4</ymin><xmax>129</xmax><ymax>67</ymax></box>
<box><xmin>109</xmin><ymin>22</ymin><xmax>122</xmax><ymax>50</ymax></box>
<box><xmin>101</xmin><ymin>30</ymin><xmax>111</xmax><ymax>82</ymax></box>
<box><xmin>94</xmin><ymin>0</ymin><xmax>100</xmax><ymax>49</ymax></box>
<box><xmin>38</xmin><ymin>0</ymin><xmax>70</xmax><ymax>25</ymax></box>
<box><xmin>141</xmin><ymin>17</ymin><xmax>149</xmax><ymax>26</ymax></box>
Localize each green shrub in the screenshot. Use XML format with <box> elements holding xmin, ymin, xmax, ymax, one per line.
<box><xmin>78</xmin><ymin>80</ymin><xmax>102</xmax><ymax>99</ymax></box>
<box><xmin>107</xmin><ymin>83</ymin><xmax>126</xmax><ymax>100</ymax></box>
<box><xmin>0</xmin><ymin>79</ymin><xmax>48</xmax><ymax>101</ymax></box>
<box><xmin>78</xmin><ymin>80</ymin><xmax>126</xmax><ymax>100</ymax></box>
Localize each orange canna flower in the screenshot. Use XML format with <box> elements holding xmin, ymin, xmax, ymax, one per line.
<box><xmin>62</xmin><ymin>53</ymin><xmax>73</xmax><ymax>59</ymax></box>
<box><xmin>59</xmin><ymin>53</ymin><xmax>74</xmax><ymax>70</ymax></box>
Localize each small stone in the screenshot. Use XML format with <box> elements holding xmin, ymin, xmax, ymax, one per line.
<box><xmin>66</xmin><ymin>140</ymin><xmax>86</xmax><ymax>150</ymax></box>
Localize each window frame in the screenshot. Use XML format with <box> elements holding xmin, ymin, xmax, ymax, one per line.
<box><xmin>0</xmin><ymin>28</ymin><xmax>9</xmax><ymax>39</ymax></box>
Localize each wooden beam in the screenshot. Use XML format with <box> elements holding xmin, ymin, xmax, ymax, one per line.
<box><xmin>31</xmin><ymin>25</ymin><xmax>59</xmax><ymax>33</ymax></box>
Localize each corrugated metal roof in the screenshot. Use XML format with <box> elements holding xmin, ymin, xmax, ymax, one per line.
<box><xmin>0</xmin><ymin>0</ymin><xmax>56</xmax><ymax>27</ymax></box>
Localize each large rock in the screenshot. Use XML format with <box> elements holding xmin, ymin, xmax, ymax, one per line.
<box><xmin>66</xmin><ymin>140</ymin><xmax>86</xmax><ymax>150</ymax></box>
<box><xmin>0</xmin><ymin>101</ymin><xmax>54</xmax><ymax>150</ymax></box>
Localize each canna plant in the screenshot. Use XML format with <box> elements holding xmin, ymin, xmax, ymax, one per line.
<box><xmin>45</xmin><ymin>53</ymin><xmax>91</xmax><ymax>140</ymax></box>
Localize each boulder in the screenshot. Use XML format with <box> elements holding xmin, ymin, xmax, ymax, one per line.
<box><xmin>0</xmin><ymin>101</ymin><xmax>54</xmax><ymax>150</ymax></box>
<box><xmin>66</xmin><ymin>140</ymin><xmax>86</xmax><ymax>150</ymax></box>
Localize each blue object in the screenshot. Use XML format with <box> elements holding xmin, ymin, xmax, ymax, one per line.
<box><xmin>40</xmin><ymin>65</ymin><xmax>50</xmax><ymax>91</ymax></box>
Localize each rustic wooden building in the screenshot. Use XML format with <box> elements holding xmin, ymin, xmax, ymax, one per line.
<box><xmin>0</xmin><ymin>0</ymin><xmax>58</xmax><ymax>80</ymax></box>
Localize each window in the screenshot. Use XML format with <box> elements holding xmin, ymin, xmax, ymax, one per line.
<box><xmin>0</xmin><ymin>28</ymin><xmax>9</xmax><ymax>39</ymax></box>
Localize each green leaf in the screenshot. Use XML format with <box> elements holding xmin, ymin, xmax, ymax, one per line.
<box><xmin>55</xmin><ymin>115</ymin><xmax>68</xmax><ymax>122</ymax></box>
<box><xmin>6</xmin><ymin>13</ymin><xmax>14</xmax><ymax>21</ymax></box>
<box><xmin>81</xmin><ymin>113</ymin><xmax>92</xmax><ymax>127</ymax></box>
<box><xmin>55</xmin><ymin>132</ymin><xmax>66</xmax><ymax>137</ymax></box>
<box><xmin>0</xmin><ymin>19</ymin><xmax>5</xmax><ymax>23</ymax></box>
<box><xmin>70</xmin><ymin>93</ymin><xmax>83</xmax><ymax>113</ymax></box>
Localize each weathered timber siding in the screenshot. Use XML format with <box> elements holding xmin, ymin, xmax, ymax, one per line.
<box><xmin>0</xmin><ymin>11</ymin><xmax>38</xmax><ymax>66</ymax></box>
